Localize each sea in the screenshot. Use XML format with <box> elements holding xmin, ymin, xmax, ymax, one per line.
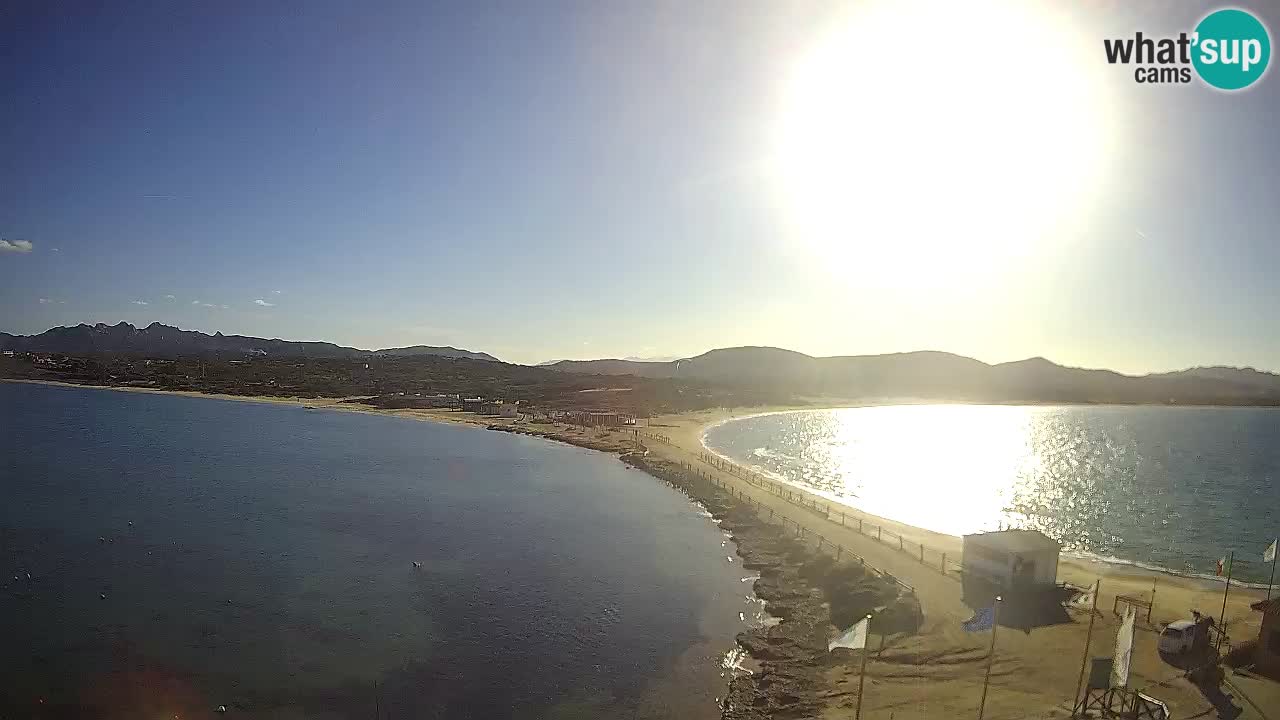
<box><xmin>0</xmin><ymin>382</ymin><xmax>764</xmax><ymax>719</ymax></box>
<box><xmin>702</xmin><ymin>405</ymin><xmax>1280</xmax><ymax>586</ymax></box>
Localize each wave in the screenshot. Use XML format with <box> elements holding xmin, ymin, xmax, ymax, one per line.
<box><xmin>1063</xmin><ymin>549</ymin><xmax>1274</xmax><ymax>590</ymax></box>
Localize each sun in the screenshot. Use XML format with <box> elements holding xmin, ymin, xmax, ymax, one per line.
<box><xmin>773</xmin><ymin>0</ymin><xmax>1112</xmax><ymax>289</ymax></box>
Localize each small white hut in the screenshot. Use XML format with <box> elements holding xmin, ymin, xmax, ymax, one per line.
<box><xmin>962</xmin><ymin>529</ymin><xmax>1060</xmax><ymax>590</ymax></box>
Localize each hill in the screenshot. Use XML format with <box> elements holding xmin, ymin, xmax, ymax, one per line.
<box><xmin>373</xmin><ymin>345</ymin><xmax>499</xmax><ymax>362</ymax></box>
<box><xmin>544</xmin><ymin>347</ymin><xmax>1280</xmax><ymax>405</ymax></box>
<box><xmin>0</xmin><ymin>322</ymin><xmax>499</xmax><ymax>362</ymax></box>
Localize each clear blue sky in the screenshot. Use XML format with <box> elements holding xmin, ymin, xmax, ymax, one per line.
<box><xmin>3</xmin><ymin>0</ymin><xmax>1278</xmax><ymax>370</ymax></box>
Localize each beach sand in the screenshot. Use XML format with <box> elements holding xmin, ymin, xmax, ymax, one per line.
<box><xmin>8</xmin><ymin>380</ymin><xmax>1273</xmax><ymax>718</ymax></box>
<box><xmin>643</xmin><ymin>407</ymin><xmax>1273</xmax><ymax>719</ymax></box>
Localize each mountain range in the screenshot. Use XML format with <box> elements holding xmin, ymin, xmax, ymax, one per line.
<box><xmin>0</xmin><ymin>322</ymin><xmax>499</xmax><ymax>362</ymax></box>
<box><xmin>6</xmin><ymin>324</ymin><xmax>1280</xmax><ymax>405</ymax></box>
<box><xmin>543</xmin><ymin>347</ymin><xmax>1280</xmax><ymax>405</ymax></box>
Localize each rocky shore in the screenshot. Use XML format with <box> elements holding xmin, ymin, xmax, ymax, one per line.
<box><xmin>619</xmin><ymin>452</ymin><xmax>921</xmax><ymax>720</ymax></box>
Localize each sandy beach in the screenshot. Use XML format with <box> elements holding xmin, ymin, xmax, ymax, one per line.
<box><xmin>642</xmin><ymin>407</ymin><xmax>1274</xmax><ymax>719</ymax></box>
<box><xmin>7</xmin><ymin>380</ymin><xmax>1275</xmax><ymax>718</ymax></box>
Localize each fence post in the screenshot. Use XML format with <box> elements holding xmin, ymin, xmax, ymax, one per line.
<box><xmin>859</xmin><ymin>518</ymin><xmax>863</xmax><ymax>533</ymax></box>
<box><xmin>920</xmin><ymin>544</ymin><xmax>925</xmax><ymax>563</ymax></box>
<box><xmin>941</xmin><ymin>552</ymin><xmax>947</xmax><ymax>574</ymax></box>
<box><xmin>877</xmin><ymin>526</ymin><xmax>882</xmax><ymax>542</ymax></box>
<box><xmin>899</xmin><ymin>536</ymin><xmax>904</xmax><ymax>551</ymax></box>
<box><xmin>841</xmin><ymin>511</ymin><xmax>846</xmax><ymax>525</ymax></box>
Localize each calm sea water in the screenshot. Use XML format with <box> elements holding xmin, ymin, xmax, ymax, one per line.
<box><xmin>1</xmin><ymin>382</ymin><xmax>759</xmax><ymax>718</ymax></box>
<box><xmin>703</xmin><ymin>405</ymin><xmax>1280</xmax><ymax>584</ymax></box>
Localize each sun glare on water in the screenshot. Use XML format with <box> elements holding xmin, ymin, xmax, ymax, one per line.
<box><xmin>774</xmin><ymin>0</ymin><xmax>1112</xmax><ymax>288</ymax></box>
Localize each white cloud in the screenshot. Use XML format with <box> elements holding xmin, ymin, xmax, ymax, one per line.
<box><xmin>254</xmin><ymin>299</ymin><xmax>275</xmax><ymax>307</ymax></box>
<box><xmin>131</xmin><ymin>300</ymin><xmax>149</xmax><ymax>305</ymax></box>
<box><xmin>192</xmin><ymin>300</ymin><xmax>218</xmax><ymax>308</ymax></box>
<box><xmin>192</xmin><ymin>300</ymin><xmax>201</xmax><ymax>305</ymax></box>
<box><xmin>39</xmin><ymin>298</ymin><xmax>52</xmax><ymax>304</ymax></box>
<box><xmin>165</xmin><ymin>294</ymin><xmax>176</xmax><ymax>300</ymax></box>
<box><xmin>271</xmin><ymin>289</ymin><xmax>283</xmax><ymax>295</ymax></box>
<box><xmin>220</xmin><ymin>304</ymin><xmax>229</xmax><ymax>309</ymax></box>
<box><xmin>1</xmin><ymin>239</ymin><xmax>34</xmax><ymax>253</ymax></box>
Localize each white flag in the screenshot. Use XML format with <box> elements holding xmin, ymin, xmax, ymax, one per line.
<box><xmin>829</xmin><ymin>617</ymin><xmax>870</xmax><ymax>652</ymax></box>
<box><xmin>1111</xmin><ymin>606</ymin><xmax>1136</xmax><ymax>688</ymax></box>
<box><xmin>1265</xmin><ymin>539</ymin><xmax>1277</xmax><ymax>564</ymax></box>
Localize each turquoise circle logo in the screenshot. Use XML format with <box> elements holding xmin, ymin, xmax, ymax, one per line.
<box><xmin>1192</xmin><ymin>8</ymin><xmax>1271</xmax><ymax>90</ymax></box>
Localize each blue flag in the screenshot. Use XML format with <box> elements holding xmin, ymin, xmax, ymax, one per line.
<box><xmin>963</xmin><ymin>606</ymin><xmax>995</xmax><ymax>632</ymax></box>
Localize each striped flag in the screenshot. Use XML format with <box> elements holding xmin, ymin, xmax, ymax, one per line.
<box><xmin>963</xmin><ymin>606</ymin><xmax>995</xmax><ymax>633</ymax></box>
<box><xmin>829</xmin><ymin>616</ymin><xmax>870</xmax><ymax>651</ymax></box>
<box><xmin>1265</xmin><ymin>539</ymin><xmax>1277</xmax><ymax>564</ymax></box>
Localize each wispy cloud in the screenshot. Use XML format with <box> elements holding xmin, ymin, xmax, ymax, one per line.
<box><xmin>1135</xmin><ymin>229</ymin><xmax>1149</xmax><ymax>241</ymax></box>
<box><xmin>192</xmin><ymin>300</ymin><xmax>219</xmax><ymax>308</ymax></box>
<box><xmin>39</xmin><ymin>298</ymin><xmax>52</xmax><ymax>304</ymax></box>
<box><xmin>131</xmin><ymin>300</ymin><xmax>149</xmax><ymax>306</ymax></box>
<box><xmin>165</xmin><ymin>294</ymin><xmax>176</xmax><ymax>300</ymax></box>
<box><xmin>220</xmin><ymin>304</ymin><xmax>229</xmax><ymax>309</ymax></box>
<box><xmin>192</xmin><ymin>300</ymin><xmax>201</xmax><ymax>305</ymax></box>
<box><xmin>1</xmin><ymin>239</ymin><xmax>34</xmax><ymax>253</ymax></box>
<box><xmin>253</xmin><ymin>299</ymin><xmax>275</xmax><ymax>307</ymax></box>
<box><xmin>271</xmin><ymin>289</ymin><xmax>283</xmax><ymax>295</ymax></box>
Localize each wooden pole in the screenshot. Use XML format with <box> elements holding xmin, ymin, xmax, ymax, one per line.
<box><xmin>855</xmin><ymin>614</ymin><xmax>873</xmax><ymax>720</ymax></box>
<box><xmin>978</xmin><ymin>597</ymin><xmax>1002</xmax><ymax>720</ymax></box>
<box><xmin>1072</xmin><ymin>580</ymin><xmax>1100</xmax><ymax>718</ymax></box>
<box><xmin>1217</xmin><ymin>552</ymin><xmax>1233</xmax><ymax>652</ymax></box>
<box><xmin>1149</xmin><ymin>577</ymin><xmax>1156</xmax><ymax>624</ymax></box>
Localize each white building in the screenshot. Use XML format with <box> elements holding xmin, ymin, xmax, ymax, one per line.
<box><xmin>962</xmin><ymin>529</ymin><xmax>1060</xmax><ymax>590</ymax></box>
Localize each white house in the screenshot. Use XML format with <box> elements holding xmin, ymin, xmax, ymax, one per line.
<box><xmin>498</xmin><ymin>403</ymin><xmax>519</xmax><ymax>418</ymax></box>
<box><xmin>962</xmin><ymin>529</ymin><xmax>1060</xmax><ymax>590</ymax></box>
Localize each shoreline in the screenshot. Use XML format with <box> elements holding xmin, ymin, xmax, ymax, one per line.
<box><xmin>694</xmin><ymin>406</ymin><xmax>1276</xmax><ymax>592</ymax></box>
<box><xmin>8</xmin><ymin>378</ymin><xmax>1274</xmax><ymax>717</ymax></box>
<box><xmin>10</xmin><ymin>378</ymin><xmax>1267</xmax><ymax>592</ymax></box>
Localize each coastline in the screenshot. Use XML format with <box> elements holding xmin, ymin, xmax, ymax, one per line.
<box><xmin>8</xmin><ymin>379</ymin><xmax>1273</xmax><ymax>718</ymax></box>
<box><xmin>692</xmin><ymin>406</ymin><xmax>1276</xmax><ymax>591</ymax></box>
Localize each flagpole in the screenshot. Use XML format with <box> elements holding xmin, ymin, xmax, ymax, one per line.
<box><xmin>1072</xmin><ymin>580</ymin><xmax>1100</xmax><ymax>718</ymax></box>
<box><xmin>855</xmin><ymin>613</ymin><xmax>872</xmax><ymax>720</ymax></box>
<box><xmin>1268</xmin><ymin>543</ymin><xmax>1277</xmax><ymax>601</ymax></box>
<box><xmin>1217</xmin><ymin>551</ymin><xmax>1233</xmax><ymax>653</ymax></box>
<box><xmin>978</xmin><ymin>596</ymin><xmax>1002</xmax><ymax>720</ymax></box>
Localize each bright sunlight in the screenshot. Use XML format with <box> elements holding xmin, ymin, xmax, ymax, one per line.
<box><xmin>774</xmin><ymin>0</ymin><xmax>1113</xmax><ymax>289</ymax></box>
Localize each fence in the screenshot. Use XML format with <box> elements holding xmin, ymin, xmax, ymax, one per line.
<box><xmin>637</xmin><ymin>431</ymin><xmax>672</xmax><ymax>446</ymax></box>
<box><xmin>675</xmin><ymin>459</ymin><xmax>916</xmax><ymax>596</ymax></box>
<box><xmin>695</xmin><ymin>450</ymin><xmax>965</xmax><ymax>578</ymax></box>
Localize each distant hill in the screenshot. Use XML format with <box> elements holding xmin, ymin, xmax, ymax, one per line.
<box><xmin>8</xmin><ymin>324</ymin><xmax>1280</xmax><ymax>406</ymax></box>
<box><xmin>544</xmin><ymin>347</ymin><xmax>1280</xmax><ymax>405</ymax></box>
<box><xmin>0</xmin><ymin>322</ymin><xmax>500</xmax><ymax>362</ymax></box>
<box><xmin>373</xmin><ymin>345</ymin><xmax>499</xmax><ymax>362</ymax></box>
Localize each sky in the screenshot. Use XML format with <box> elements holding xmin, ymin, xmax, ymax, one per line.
<box><xmin>2</xmin><ymin>0</ymin><xmax>1278</xmax><ymax>371</ymax></box>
